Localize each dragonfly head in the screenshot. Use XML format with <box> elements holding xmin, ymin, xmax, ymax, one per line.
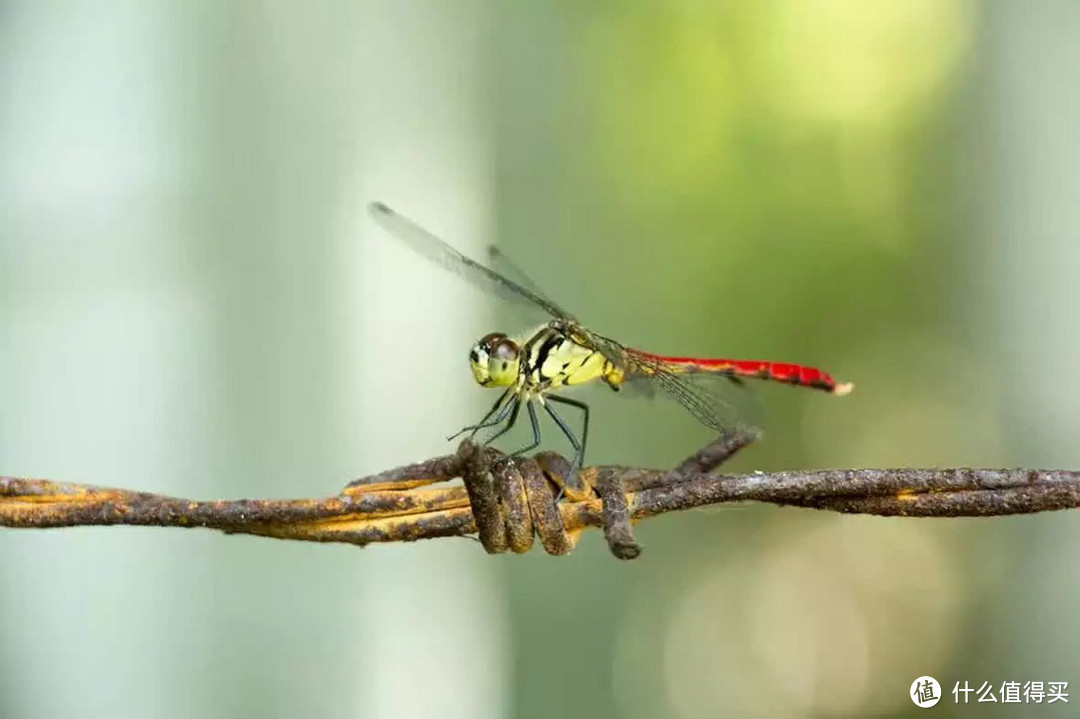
<box><xmin>469</xmin><ymin>332</ymin><xmax>520</xmax><ymax>388</ymax></box>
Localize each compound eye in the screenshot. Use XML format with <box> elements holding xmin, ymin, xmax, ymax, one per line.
<box><xmin>479</xmin><ymin>332</ymin><xmax>507</xmax><ymax>350</ymax></box>
<box><xmin>491</xmin><ymin>338</ymin><xmax>519</xmax><ymax>361</ymax></box>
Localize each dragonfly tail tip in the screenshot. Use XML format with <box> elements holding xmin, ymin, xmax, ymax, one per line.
<box><xmin>833</xmin><ymin>382</ymin><xmax>854</xmax><ymax>396</ymax></box>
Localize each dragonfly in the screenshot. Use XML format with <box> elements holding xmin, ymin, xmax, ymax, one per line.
<box><xmin>368</xmin><ymin>202</ymin><xmax>852</xmax><ymax>482</ymax></box>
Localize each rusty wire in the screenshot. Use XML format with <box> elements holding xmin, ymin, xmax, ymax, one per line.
<box><xmin>3</xmin><ymin>429</ymin><xmax>1080</xmax><ymax>559</ymax></box>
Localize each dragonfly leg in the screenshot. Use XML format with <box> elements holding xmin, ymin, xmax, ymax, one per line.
<box><xmin>506</xmin><ymin>399</ymin><xmax>542</xmax><ymax>457</ymax></box>
<box><xmin>541</xmin><ymin>398</ymin><xmax>587</xmax><ymax>502</ymax></box>
<box><xmin>448</xmin><ymin>388</ymin><xmax>513</xmax><ymax>441</ymax></box>
<box><xmin>481</xmin><ymin>397</ymin><xmax>521</xmax><ymax>446</ymax></box>
<box><xmin>546</xmin><ymin>395</ymin><xmax>589</xmax><ymax>472</ymax></box>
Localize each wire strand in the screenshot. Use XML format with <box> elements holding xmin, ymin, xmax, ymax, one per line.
<box><xmin>3</xmin><ymin>435</ymin><xmax>1078</xmax><ymax>559</ymax></box>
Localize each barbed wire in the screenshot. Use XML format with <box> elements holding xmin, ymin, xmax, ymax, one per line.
<box><xmin>3</xmin><ymin>429</ymin><xmax>1078</xmax><ymax>559</ymax></box>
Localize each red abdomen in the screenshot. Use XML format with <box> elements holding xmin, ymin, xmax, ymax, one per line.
<box><xmin>628</xmin><ymin>351</ymin><xmax>853</xmax><ymax>395</ymax></box>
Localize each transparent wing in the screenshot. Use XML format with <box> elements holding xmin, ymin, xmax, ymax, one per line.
<box><xmin>369</xmin><ymin>202</ymin><xmax>575</xmax><ymax>321</ymax></box>
<box><xmin>485</xmin><ymin>245</ymin><xmax>576</xmax><ymax>319</ymax></box>
<box><xmin>611</xmin><ymin>343</ymin><xmax>762</xmax><ymax>433</ymax></box>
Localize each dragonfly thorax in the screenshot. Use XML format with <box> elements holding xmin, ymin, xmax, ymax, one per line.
<box><xmin>469</xmin><ymin>332</ymin><xmax>521</xmax><ymax>388</ymax></box>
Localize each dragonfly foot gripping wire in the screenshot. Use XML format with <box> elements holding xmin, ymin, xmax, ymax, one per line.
<box><xmin>456</xmin><ymin>427</ymin><xmax>761</xmax><ymax>559</ymax></box>
<box><xmin>460</xmin><ymin>441</ymin><xmax>590</xmax><ymax>557</ymax></box>
<box><xmin>457</xmin><ymin>439</ymin><xmax>650</xmax><ymax>558</ymax></box>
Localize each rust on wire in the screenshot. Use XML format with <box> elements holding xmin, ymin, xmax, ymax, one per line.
<box><xmin>3</xmin><ymin>432</ymin><xmax>1080</xmax><ymax>559</ymax></box>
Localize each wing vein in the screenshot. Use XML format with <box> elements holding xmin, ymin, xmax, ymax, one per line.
<box><xmin>369</xmin><ymin>202</ymin><xmax>574</xmax><ymax>321</ymax></box>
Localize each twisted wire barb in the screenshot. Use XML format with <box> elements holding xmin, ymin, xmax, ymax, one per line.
<box><xmin>3</xmin><ymin>430</ymin><xmax>1079</xmax><ymax>559</ymax></box>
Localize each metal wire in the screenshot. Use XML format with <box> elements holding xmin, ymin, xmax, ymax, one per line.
<box><xmin>4</xmin><ymin>431</ymin><xmax>1080</xmax><ymax>559</ymax></box>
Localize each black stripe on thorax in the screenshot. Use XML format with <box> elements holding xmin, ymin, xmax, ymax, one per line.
<box><xmin>530</xmin><ymin>329</ymin><xmax>565</xmax><ymax>378</ymax></box>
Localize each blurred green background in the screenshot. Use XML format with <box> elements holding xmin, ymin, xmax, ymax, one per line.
<box><xmin>2</xmin><ymin>2</ymin><xmax>1079</xmax><ymax>718</ymax></box>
